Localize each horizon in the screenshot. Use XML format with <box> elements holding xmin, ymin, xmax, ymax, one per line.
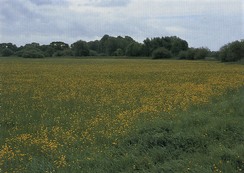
<box><xmin>0</xmin><ymin>0</ymin><xmax>243</xmax><ymax>51</ymax></box>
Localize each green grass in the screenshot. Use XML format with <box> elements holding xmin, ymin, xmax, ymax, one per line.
<box><xmin>10</xmin><ymin>87</ymin><xmax>241</xmax><ymax>173</ymax></box>
<box><xmin>0</xmin><ymin>58</ymin><xmax>244</xmax><ymax>172</ymax></box>
<box><xmin>86</xmin><ymin>88</ymin><xmax>244</xmax><ymax>173</ymax></box>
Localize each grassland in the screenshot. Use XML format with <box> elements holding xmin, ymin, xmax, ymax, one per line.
<box><xmin>0</xmin><ymin>58</ymin><xmax>244</xmax><ymax>172</ymax></box>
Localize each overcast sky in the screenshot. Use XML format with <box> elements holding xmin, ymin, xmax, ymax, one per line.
<box><xmin>0</xmin><ymin>0</ymin><xmax>243</xmax><ymax>50</ymax></box>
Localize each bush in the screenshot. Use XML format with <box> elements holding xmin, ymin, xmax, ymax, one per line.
<box><xmin>125</xmin><ymin>42</ymin><xmax>142</xmax><ymax>56</ymax></box>
<box><xmin>178</xmin><ymin>49</ymin><xmax>195</xmax><ymax>60</ymax></box>
<box><xmin>22</xmin><ymin>48</ymin><xmax>45</xmax><ymax>58</ymax></box>
<box><xmin>1</xmin><ymin>48</ymin><xmax>14</xmax><ymax>56</ymax></box>
<box><xmin>53</xmin><ymin>49</ymin><xmax>73</xmax><ymax>57</ymax></box>
<box><xmin>53</xmin><ymin>50</ymin><xmax>63</xmax><ymax>57</ymax></box>
<box><xmin>186</xmin><ymin>49</ymin><xmax>196</xmax><ymax>60</ymax></box>
<box><xmin>89</xmin><ymin>50</ymin><xmax>98</xmax><ymax>56</ymax></box>
<box><xmin>152</xmin><ymin>47</ymin><xmax>172</xmax><ymax>59</ymax></box>
<box><xmin>219</xmin><ymin>40</ymin><xmax>244</xmax><ymax>62</ymax></box>
<box><xmin>71</xmin><ymin>40</ymin><xmax>89</xmax><ymax>56</ymax></box>
<box><xmin>178</xmin><ymin>51</ymin><xmax>188</xmax><ymax>59</ymax></box>
<box><xmin>178</xmin><ymin>48</ymin><xmax>210</xmax><ymax>60</ymax></box>
<box><xmin>194</xmin><ymin>47</ymin><xmax>210</xmax><ymax>60</ymax></box>
<box><xmin>113</xmin><ymin>48</ymin><xmax>124</xmax><ymax>56</ymax></box>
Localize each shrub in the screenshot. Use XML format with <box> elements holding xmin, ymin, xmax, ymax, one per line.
<box><xmin>152</xmin><ymin>47</ymin><xmax>172</xmax><ymax>59</ymax></box>
<box><xmin>71</xmin><ymin>40</ymin><xmax>89</xmax><ymax>56</ymax></box>
<box><xmin>22</xmin><ymin>48</ymin><xmax>45</xmax><ymax>58</ymax></box>
<box><xmin>126</xmin><ymin>42</ymin><xmax>142</xmax><ymax>56</ymax></box>
<box><xmin>185</xmin><ymin>48</ymin><xmax>195</xmax><ymax>60</ymax></box>
<box><xmin>219</xmin><ymin>40</ymin><xmax>244</xmax><ymax>62</ymax></box>
<box><xmin>113</xmin><ymin>48</ymin><xmax>124</xmax><ymax>56</ymax></box>
<box><xmin>52</xmin><ymin>49</ymin><xmax>73</xmax><ymax>57</ymax></box>
<box><xmin>179</xmin><ymin>48</ymin><xmax>210</xmax><ymax>60</ymax></box>
<box><xmin>178</xmin><ymin>51</ymin><xmax>188</xmax><ymax>59</ymax></box>
<box><xmin>1</xmin><ymin>48</ymin><xmax>14</xmax><ymax>56</ymax></box>
<box><xmin>89</xmin><ymin>50</ymin><xmax>98</xmax><ymax>56</ymax></box>
<box><xmin>194</xmin><ymin>47</ymin><xmax>210</xmax><ymax>60</ymax></box>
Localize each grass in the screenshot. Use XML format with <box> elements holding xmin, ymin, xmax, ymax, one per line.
<box><xmin>114</xmin><ymin>88</ymin><xmax>244</xmax><ymax>173</ymax></box>
<box><xmin>0</xmin><ymin>58</ymin><xmax>244</xmax><ymax>172</ymax></box>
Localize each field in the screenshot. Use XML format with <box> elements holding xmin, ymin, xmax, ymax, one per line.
<box><xmin>1</xmin><ymin>58</ymin><xmax>244</xmax><ymax>172</ymax></box>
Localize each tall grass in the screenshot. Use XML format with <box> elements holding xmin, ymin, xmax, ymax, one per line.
<box><xmin>111</xmin><ymin>87</ymin><xmax>244</xmax><ymax>173</ymax></box>
<box><xmin>0</xmin><ymin>58</ymin><xmax>243</xmax><ymax>172</ymax></box>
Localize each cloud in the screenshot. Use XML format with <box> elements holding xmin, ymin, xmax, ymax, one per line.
<box><xmin>28</xmin><ymin>0</ymin><xmax>68</xmax><ymax>6</ymax></box>
<box><xmin>84</xmin><ymin>0</ymin><xmax>131</xmax><ymax>7</ymax></box>
<box><xmin>29</xmin><ymin>0</ymin><xmax>56</xmax><ymax>5</ymax></box>
<box><xmin>0</xmin><ymin>0</ymin><xmax>243</xmax><ymax>50</ymax></box>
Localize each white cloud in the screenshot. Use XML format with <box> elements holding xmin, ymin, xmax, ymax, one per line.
<box><xmin>0</xmin><ymin>0</ymin><xmax>242</xmax><ymax>50</ymax></box>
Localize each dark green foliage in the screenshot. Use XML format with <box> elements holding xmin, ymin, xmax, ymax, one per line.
<box><xmin>71</xmin><ymin>40</ymin><xmax>89</xmax><ymax>56</ymax></box>
<box><xmin>0</xmin><ymin>43</ymin><xmax>17</xmax><ymax>56</ymax></box>
<box><xmin>24</xmin><ymin>42</ymin><xmax>40</xmax><ymax>49</ymax></box>
<box><xmin>53</xmin><ymin>49</ymin><xmax>73</xmax><ymax>57</ymax></box>
<box><xmin>89</xmin><ymin>50</ymin><xmax>99</xmax><ymax>56</ymax></box>
<box><xmin>208</xmin><ymin>51</ymin><xmax>219</xmax><ymax>59</ymax></box>
<box><xmin>2</xmin><ymin>36</ymin><xmax>244</xmax><ymax>62</ymax></box>
<box><xmin>171</xmin><ymin>37</ymin><xmax>188</xmax><ymax>55</ymax></box>
<box><xmin>219</xmin><ymin>40</ymin><xmax>244</xmax><ymax>62</ymax></box>
<box><xmin>143</xmin><ymin>36</ymin><xmax>188</xmax><ymax>57</ymax></box>
<box><xmin>21</xmin><ymin>48</ymin><xmax>45</xmax><ymax>58</ymax></box>
<box><xmin>194</xmin><ymin>47</ymin><xmax>210</xmax><ymax>59</ymax></box>
<box><xmin>50</xmin><ymin>41</ymin><xmax>69</xmax><ymax>51</ymax></box>
<box><xmin>0</xmin><ymin>43</ymin><xmax>18</xmax><ymax>52</ymax></box>
<box><xmin>178</xmin><ymin>50</ymin><xmax>188</xmax><ymax>59</ymax></box>
<box><xmin>125</xmin><ymin>42</ymin><xmax>143</xmax><ymax>56</ymax></box>
<box><xmin>113</xmin><ymin>48</ymin><xmax>124</xmax><ymax>56</ymax></box>
<box><xmin>98</xmin><ymin>35</ymin><xmax>136</xmax><ymax>56</ymax></box>
<box><xmin>152</xmin><ymin>47</ymin><xmax>172</xmax><ymax>59</ymax></box>
<box><xmin>185</xmin><ymin>48</ymin><xmax>196</xmax><ymax>60</ymax></box>
<box><xmin>39</xmin><ymin>45</ymin><xmax>55</xmax><ymax>57</ymax></box>
<box><xmin>87</xmin><ymin>40</ymin><xmax>100</xmax><ymax>52</ymax></box>
<box><xmin>15</xmin><ymin>43</ymin><xmax>45</xmax><ymax>58</ymax></box>
<box><xmin>179</xmin><ymin>47</ymin><xmax>210</xmax><ymax>60</ymax></box>
<box><xmin>1</xmin><ymin>48</ymin><xmax>14</xmax><ymax>56</ymax></box>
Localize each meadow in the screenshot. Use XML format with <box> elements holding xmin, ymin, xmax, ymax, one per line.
<box><xmin>0</xmin><ymin>58</ymin><xmax>244</xmax><ymax>172</ymax></box>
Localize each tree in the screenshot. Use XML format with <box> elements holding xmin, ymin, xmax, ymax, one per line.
<box><xmin>22</xmin><ymin>48</ymin><xmax>45</xmax><ymax>58</ymax></box>
<box><xmin>15</xmin><ymin>43</ymin><xmax>45</xmax><ymax>58</ymax></box>
<box><xmin>24</xmin><ymin>42</ymin><xmax>40</xmax><ymax>49</ymax></box>
<box><xmin>178</xmin><ymin>48</ymin><xmax>195</xmax><ymax>60</ymax></box>
<box><xmin>40</xmin><ymin>45</ymin><xmax>55</xmax><ymax>57</ymax></box>
<box><xmin>219</xmin><ymin>40</ymin><xmax>244</xmax><ymax>62</ymax></box>
<box><xmin>142</xmin><ymin>36</ymin><xmax>189</xmax><ymax>57</ymax></box>
<box><xmin>194</xmin><ymin>47</ymin><xmax>210</xmax><ymax>59</ymax></box>
<box><xmin>87</xmin><ymin>40</ymin><xmax>100</xmax><ymax>53</ymax></box>
<box><xmin>71</xmin><ymin>40</ymin><xmax>89</xmax><ymax>56</ymax></box>
<box><xmin>0</xmin><ymin>43</ymin><xmax>18</xmax><ymax>51</ymax></box>
<box><xmin>98</xmin><ymin>34</ymin><xmax>136</xmax><ymax>56</ymax></box>
<box><xmin>1</xmin><ymin>48</ymin><xmax>14</xmax><ymax>56</ymax></box>
<box><xmin>113</xmin><ymin>48</ymin><xmax>124</xmax><ymax>56</ymax></box>
<box><xmin>125</xmin><ymin>42</ymin><xmax>142</xmax><ymax>56</ymax></box>
<box><xmin>170</xmin><ymin>37</ymin><xmax>188</xmax><ymax>55</ymax></box>
<box><xmin>152</xmin><ymin>47</ymin><xmax>172</xmax><ymax>59</ymax></box>
<box><xmin>47</xmin><ymin>42</ymin><xmax>70</xmax><ymax>57</ymax></box>
<box><xmin>50</xmin><ymin>42</ymin><xmax>69</xmax><ymax>51</ymax></box>
<box><xmin>178</xmin><ymin>50</ymin><xmax>188</xmax><ymax>59</ymax></box>
<box><xmin>142</xmin><ymin>38</ymin><xmax>152</xmax><ymax>56</ymax></box>
<box><xmin>178</xmin><ymin>47</ymin><xmax>209</xmax><ymax>60</ymax></box>
<box><xmin>0</xmin><ymin>43</ymin><xmax>17</xmax><ymax>56</ymax></box>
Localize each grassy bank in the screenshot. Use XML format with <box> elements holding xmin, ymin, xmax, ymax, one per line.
<box><xmin>0</xmin><ymin>58</ymin><xmax>243</xmax><ymax>172</ymax></box>
<box><xmin>101</xmin><ymin>87</ymin><xmax>244</xmax><ymax>173</ymax></box>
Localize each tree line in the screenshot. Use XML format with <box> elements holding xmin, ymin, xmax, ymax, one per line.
<box><xmin>0</xmin><ymin>35</ymin><xmax>243</xmax><ymax>62</ymax></box>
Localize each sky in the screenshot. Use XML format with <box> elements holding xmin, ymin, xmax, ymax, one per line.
<box><xmin>0</xmin><ymin>0</ymin><xmax>243</xmax><ymax>51</ymax></box>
